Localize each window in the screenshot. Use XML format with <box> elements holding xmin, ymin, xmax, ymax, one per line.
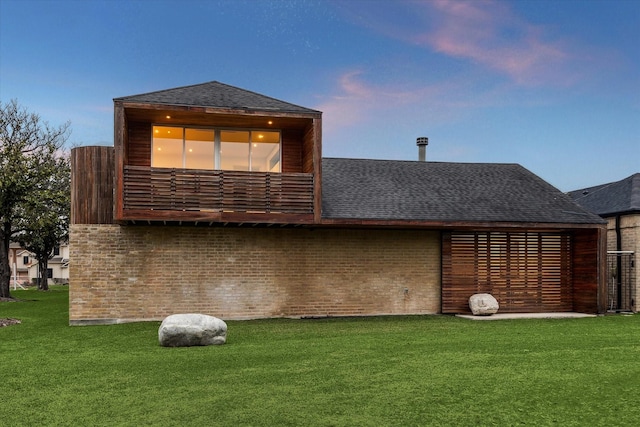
<box><xmin>251</xmin><ymin>131</ymin><xmax>280</xmax><ymax>172</ymax></box>
<box><xmin>53</xmin><ymin>246</ymin><xmax>60</xmax><ymax>256</ymax></box>
<box><xmin>152</xmin><ymin>126</ymin><xmax>280</xmax><ymax>172</ymax></box>
<box><xmin>47</xmin><ymin>269</ymin><xmax>53</xmax><ymax>279</ymax></box>
<box><xmin>185</xmin><ymin>129</ymin><xmax>215</xmax><ymax>170</ymax></box>
<box><xmin>23</xmin><ymin>256</ymin><xmax>29</xmax><ymax>265</ymax></box>
<box><xmin>220</xmin><ymin>130</ymin><xmax>249</xmax><ymax>171</ymax></box>
<box><xmin>152</xmin><ymin>127</ymin><xmax>184</xmax><ymax>168</ymax></box>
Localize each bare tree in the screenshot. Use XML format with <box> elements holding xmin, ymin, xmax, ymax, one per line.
<box><xmin>0</xmin><ymin>100</ymin><xmax>70</xmax><ymax>298</ymax></box>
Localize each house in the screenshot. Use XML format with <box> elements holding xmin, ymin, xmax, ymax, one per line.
<box><xmin>35</xmin><ymin>243</ymin><xmax>70</xmax><ymax>285</ymax></box>
<box><xmin>569</xmin><ymin>174</ymin><xmax>640</xmax><ymax>312</ymax></box>
<box><xmin>69</xmin><ymin>81</ymin><xmax>607</xmax><ymax>324</ymax></box>
<box><xmin>7</xmin><ymin>242</ymin><xmax>69</xmax><ymax>287</ymax></box>
<box><xmin>8</xmin><ymin>242</ymin><xmax>30</xmax><ymax>287</ymax></box>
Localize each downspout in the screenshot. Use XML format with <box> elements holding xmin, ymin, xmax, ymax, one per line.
<box><xmin>615</xmin><ymin>215</ymin><xmax>622</xmax><ymax>310</ymax></box>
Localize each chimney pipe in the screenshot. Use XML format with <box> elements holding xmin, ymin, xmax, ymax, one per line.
<box><xmin>416</xmin><ymin>137</ymin><xmax>429</xmax><ymax>161</ymax></box>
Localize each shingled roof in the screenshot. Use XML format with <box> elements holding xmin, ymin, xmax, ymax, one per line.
<box><xmin>322</xmin><ymin>158</ymin><xmax>604</xmax><ymax>224</ymax></box>
<box><xmin>114</xmin><ymin>81</ymin><xmax>320</xmax><ymax>115</ymax></box>
<box><xmin>568</xmin><ymin>173</ymin><xmax>640</xmax><ymax>216</ymax></box>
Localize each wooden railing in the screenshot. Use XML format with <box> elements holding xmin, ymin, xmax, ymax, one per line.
<box><xmin>123</xmin><ymin>166</ymin><xmax>314</xmax><ymax>215</ymax></box>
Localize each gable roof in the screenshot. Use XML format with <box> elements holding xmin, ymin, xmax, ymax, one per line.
<box><xmin>568</xmin><ymin>173</ymin><xmax>640</xmax><ymax>216</ymax></box>
<box><xmin>114</xmin><ymin>81</ymin><xmax>320</xmax><ymax>115</ymax></box>
<box><xmin>322</xmin><ymin>158</ymin><xmax>604</xmax><ymax>225</ymax></box>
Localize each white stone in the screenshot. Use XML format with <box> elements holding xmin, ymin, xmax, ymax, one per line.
<box><xmin>469</xmin><ymin>293</ymin><xmax>499</xmax><ymax>316</ymax></box>
<box><xmin>158</xmin><ymin>313</ymin><xmax>227</xmax><ymax>347</ymax></box>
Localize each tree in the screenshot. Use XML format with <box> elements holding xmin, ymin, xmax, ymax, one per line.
<box><xmin>16</xmin><ymin>155</ymin><xmax>70</xmax><ymax>290</ymax></box>
<box><xmin>0</xmin><ymin>100</ymin><xmax>70</xmax><ymax>298</ymax></box>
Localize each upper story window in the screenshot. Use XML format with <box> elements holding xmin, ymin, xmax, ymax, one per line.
<box><xmin>152</xmin><ymin>126</ymin><xmax>280</xmax><ymax>172</ymax></box>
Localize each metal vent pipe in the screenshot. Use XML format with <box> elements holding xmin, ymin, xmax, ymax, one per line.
<box><xmin>416</xmin><ymin>137</ymin><xmax>429</xmax><ymax>161</ymax></box>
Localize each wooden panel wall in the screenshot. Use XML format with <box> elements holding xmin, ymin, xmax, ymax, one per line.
<box><xmin>302</xmin><ymin>123</ymin><xmax>315</xmax><ymax>174</ymax></box>
<box><xmin>126</xmin><ymin>122</ymin><xmax>151</xmax><ymax>167</ymax></box>
<box><xmin>572</xmin><ymin>228</ymin><xmax>604</xmax><ymax>313</ymax></box>
<box><xmin>71</xmin><ymin>146</ymin><xmax>115</xmax><ymax>224</ymax></box>
<box><xmin>442</xmin><ymin>231</ymin><xmax>573</xmax><ymax>313</ymax></box>
<box><xmin>281</xmin><ymin>129</ymin><xmax>303</xmax><ymax>173</ymax></box>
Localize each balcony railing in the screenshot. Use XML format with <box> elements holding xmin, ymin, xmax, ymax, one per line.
<box><xmin>123</xmin><ymin>166</ymin><xmax>314</xmax><ymax>217</ymax></box>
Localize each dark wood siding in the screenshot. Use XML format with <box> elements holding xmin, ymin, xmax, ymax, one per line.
<box><xmin>126</xmin><ymin>122</ymin><xmax>151</xmax><ymax>167</ymax></box>
<box><xmin>302</xmin><ymin>123</ymin><xmax>315</xmax><ymax>174</ymax></box>
<box><xmin>281</xmin><ymin>129</ymin><xmax>303</xmax><ymax>173</ymax></box>
<box><xmin>572</xmin><ymin>228</ymin><xmax>603</xmax><ymax>313</ymax></box>
<box><xmin>442</xmin><ymin>231</ymin><xmax>573</xmax><ymax>313</ymax></box>
<box><xmin>71</xmin><ymin>146</ymin><xmax>115</xmax><ymax>224</ymax></box>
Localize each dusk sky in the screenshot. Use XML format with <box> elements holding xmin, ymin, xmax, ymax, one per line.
<box><xmin>1</xmin><ymin>0</ymin><xmax>638</xmax><ymax>191</ymax></box>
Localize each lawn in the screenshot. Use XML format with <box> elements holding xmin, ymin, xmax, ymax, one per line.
<box><xmin>1</xmin><ymin>287</ymin><xmax>640</xmax><ymax>426</ymax></box>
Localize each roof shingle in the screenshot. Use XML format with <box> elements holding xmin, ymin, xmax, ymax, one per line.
<box><xmin>568</xmin><ymin>173</ymin><xmax>640</xmax><ymax>216</ymax></box>
<box><xmin>114</xmin><ymin>81</ymin><xmax>320</xmax><ymax>115</ymax></box>
<box><xmin>322</xmin><ymin>158</ymin><xmax>604</xmax><ymax>224</ymax></box>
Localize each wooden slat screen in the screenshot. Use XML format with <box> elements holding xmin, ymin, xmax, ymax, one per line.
<box><xmin>123</xmin><ymin>166</ymin><xmax>314</xmax><ymax>214</ymax></box>
<box><xmin>442</xmin><ymin>231</ymin><xmax>573</xmax><ymax>313</ymax></box>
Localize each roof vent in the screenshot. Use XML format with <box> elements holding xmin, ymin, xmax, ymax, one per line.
<box><xmin>416</xmin><ymin>137</ymin><xmax>429</xmax><ymax>161</ymax></box>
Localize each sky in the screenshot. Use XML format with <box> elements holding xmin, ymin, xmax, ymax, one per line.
<box><xmin>1</xmin><ymin>0</ymin><xmax>638</xmax><ymax>191</ymax></box>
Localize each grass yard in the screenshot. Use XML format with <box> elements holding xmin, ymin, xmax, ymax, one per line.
<box><xmin>1</xmin><ymin>286</ymin><xmax>640</xmax><ymax>426</ymax></box>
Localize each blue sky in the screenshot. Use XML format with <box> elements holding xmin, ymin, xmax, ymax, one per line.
<box><xmin>1</xmin><ymin>0</ymin><xmax>638</xmax><ymax>191</ymax></box>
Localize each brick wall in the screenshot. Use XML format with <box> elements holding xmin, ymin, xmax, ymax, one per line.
<box><xmin>606</xmin><ymin>214</ymin><xmax>639</xmax><ymax>312</ymax></box>
<box><xmin>69</xmin><ymin>225</ymin><xmax>441</xmax><ymax>324</ymax></box>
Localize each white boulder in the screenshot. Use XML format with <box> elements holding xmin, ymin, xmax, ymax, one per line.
<box><xmin>159</xmin><ymin>313</ymin><xmax>227</xmax><ymax>347</ymax></box>
<box><xmin>469</xmin><ymin>293</ymin><xmax>499</xmax><ymax>316</ymax></box>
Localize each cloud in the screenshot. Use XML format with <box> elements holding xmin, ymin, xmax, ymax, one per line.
<box><xmin>333</xmin><ymin>0</ymin><xmax>593</xmax><ymax>87</ymax></box>
<box><xmin>313</xmin><ymin>66</ymin><xmax>517</xmax><ymax>136</ymax></box>
<box><xmin>314</xmin><ymin>69</ymin><xmax>470</xmax><ymax>135</ymax></box>
<box><xmin>313</xmin><ymin>70</ymin><xmax>418</xmax><ymax>128</ymax></box>
<box><xmin>420</xmin><ymin>0</ymin><xmax>572</xmax><ymax>86</ymax></box>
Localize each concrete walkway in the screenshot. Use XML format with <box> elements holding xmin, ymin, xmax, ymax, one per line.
<box><xmin>456</xmin><ymin>312</ymin><xmax>597</xmax><ymax>321</ymax></box>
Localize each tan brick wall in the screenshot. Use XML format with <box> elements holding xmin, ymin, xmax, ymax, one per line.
<box><xmin>69</xmin><ymin>225</ymin><xmax>441</xmax><ymax>323</ymax></box>
<box><xmin>606</xmin><ymin>214</ymin><xmax>640</xmax><ymax>312</ymax></box>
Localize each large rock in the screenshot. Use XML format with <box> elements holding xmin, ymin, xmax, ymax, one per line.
<box><xmin>159</xmin><ymin>314</ymin><xmax>227</xmax><ymax>347</ymax></box>
<box><xmin>469</xmin><ymin>293</ymin><xmax>499</xmax><ymax>316</ymax></box>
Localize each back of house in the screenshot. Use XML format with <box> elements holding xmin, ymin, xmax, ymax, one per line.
<box><xmin>69</xmin><ymin>81</ymin><xmax>607</xmax><ymax>324</ymax></box>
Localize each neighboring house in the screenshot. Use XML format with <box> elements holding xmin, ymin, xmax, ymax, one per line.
<box><xmin>8</xmin><ymin>242</ymin><xmax>70</xmax><ymax>287</ymax></box>
<box><xmin>8</xmin><ymin>242</ymin><xmax>30</xmax><ymax>287</ymax></box>
<box><xmin>69</xmin><ymin>81</ymin><xmax>607</xmax><ymax>324</ymax></box>
<box><xmin>569</xmin><ymin>174</ymin><xmax>640</xmax><ymax>312</ymax></box>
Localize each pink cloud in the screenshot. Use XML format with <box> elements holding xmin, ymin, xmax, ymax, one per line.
<box><xmin>421</xmin><ymin>0</ymin><xmax>571</xmax><ymax>85</ymax></box>
<box><xmin>334</xmin><ymin>0</ymin><xmax>590</xmax><ymax>87</ymax></box>
<box><xmin>313</xmin><ymin>69</ymin><xmax>488</xmax><ymax>134</ymax></box>
<box><xmin>314</xmin><ymin>70</ymin><xmax>424</xmax><ymax>128</ymax></box>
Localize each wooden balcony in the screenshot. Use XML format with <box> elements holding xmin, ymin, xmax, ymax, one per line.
<box><xmin>120</xmin><ymin>166</ymin><xmax>315</xmax><ymax>224</ymax></box>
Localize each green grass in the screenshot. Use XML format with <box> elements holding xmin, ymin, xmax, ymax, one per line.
<box><xmin>2</xmin><ymin>286</ymin><xmax>640</xmax><ymax>426</ymax></box>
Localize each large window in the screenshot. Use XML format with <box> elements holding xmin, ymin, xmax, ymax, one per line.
<box><xmin>152</xmin><ymin>126</ymin><xmax>280</xmax><ymax>172</ymax></box>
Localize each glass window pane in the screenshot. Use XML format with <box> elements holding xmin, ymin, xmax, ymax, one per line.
<box><xmin>250</xmin><ymin>142</ymin><xmax>280</xmax><ymax>172</ymax></box>
<box><xmin>251</xmin><ymin>131</ymin><xmax>280</xmax><ymax>144</ymax></box>
<box><xmin>152</xmin><ymin>126</ymin><xmax>183</xmax><ymax>168</ymax></box>
<box><xmin>220</xmin><ymin>131</ymin><xmax>249</xmax><ymax>171</ymax></box>
<box><xmin>185</xmin><ymin>128</ymin><xmax>214</xmax><ymax>170</ymax></box>
<box><xmin>250</xmin><ymin>131</ymin><xmax>280</xmax><ymax>172</ymax></box>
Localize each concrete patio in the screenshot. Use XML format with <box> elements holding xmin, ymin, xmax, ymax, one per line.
<box><xmin>456</xmin><ymin>312</ymin><xmax>598</xmax><ymax>320</ymax></box>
